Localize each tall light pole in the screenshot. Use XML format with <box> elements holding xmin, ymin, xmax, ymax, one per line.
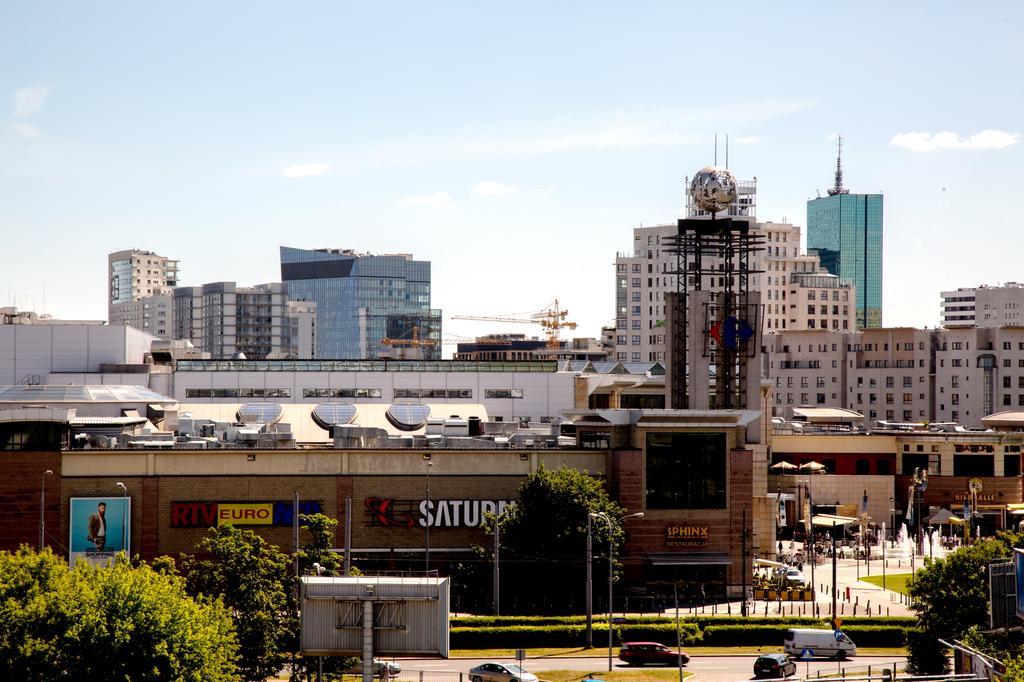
<box><xmin>39</xmin><ymin>470</ymin><xmax>52</xmax><ymax>551</ymax></box>
<box><xmin>493</xmin><ymin>515</ymin><xmax>501</xmax><ymax>616</ymax></box>
<box><xmin>592</xmin><ymin>511</ymin><xmax>644</xmax><ymax>672</ymax></box>
<box><xmin>423</xmin><ymin>457</ymin><xmax>433</xmax><ymax>573</ymax></box>
<box><xmin>116</xmin><ymin>482</ymin><xmax>127</xmax><ymax>555</ymax></box>
<box><xmin>586</xmin><ymin>512</ymin><xmax>594</xmax><ymax>647</ymax></box>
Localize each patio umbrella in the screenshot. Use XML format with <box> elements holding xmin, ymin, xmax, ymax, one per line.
<box><xmin>799</xmin><ymin>461</ymin><xmax>827</xmax><ymax>473</ymax></box>
<box><xmin>770</xmin><ymin>461</ymin><xmax>798</xmax><ymax>472</ymax></box>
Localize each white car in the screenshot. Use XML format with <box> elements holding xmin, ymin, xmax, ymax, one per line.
<box><xmin>784</xmin><ymin>568</ymin><xmax>806</xmax><ymax>585</ymax></box>
<box><xmin>469</xmin><ymin>663</ymin><xmax>538</xmax><ymax>682</ymax></box>
<box><xmin>374</xmin><ymin>660</ymin><xmax>402</xmax><ymax>676</ymax></box>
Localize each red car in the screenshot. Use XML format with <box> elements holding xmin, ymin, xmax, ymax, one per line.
<box><xmin>618</xmin><ymin>642</ymin><xmax>689</xmax><ymax>666</ymax></box>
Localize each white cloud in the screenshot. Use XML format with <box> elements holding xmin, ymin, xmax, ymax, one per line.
<box><xmin>283</xmin><ymin>162</ymin><xmax>331</xmax><ymax>178</ymax></box>
<box><xmin>890</xmin><ymin>129</ymin><xmax>1019</xmax><ymax>152</ymax></box>
<box><xmin>12</xmin><ymin>85</ymin><xmax>51</xmax><ymax>117</ymax></box>
<box><xmin>735</xmin><ymin>135</ymin><xmax>759</xmax><ymax>144</ymax></box>
<box><xmin>398</xmin><ymin>191</ymin><xmax>453</xmax><ymax>209</ymax></box>
<box><xmin>10</xmin><ymin>123</ymin><xmax>40</xmax><ymax>139</ymax></box>
<box><xmin>474</xmin><ymin>180</ymin><xmax>519</xmax><ymax>197</ymax></box>
<box><xmin>528</xmin><ymin>188</ymin><xmax>554</xmax><ymax>197</ymax></box>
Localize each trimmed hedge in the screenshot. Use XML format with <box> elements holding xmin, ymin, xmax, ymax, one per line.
<box><xmin>701</xmin><ymin>624</ymin><xmax>908</xmax><ymax>647</ymax></box>
<box><xmin>451</xmin><ymin>615</ymin><xmax>673</xmax><ymax>628</ymax></box>
<box><xmin>450</xmin><ymin>621</ymin><xmax>911</xmax><ymax>649</ymax></box>
<box><xmin>452</xmin><ymin>615</ymin><xmax>918</xmax><ymax>629</ymax></box>
<box><xmin>450</xmin><ymin>623</ymin><xmax>701</xmax><ymax>649</ymax></box>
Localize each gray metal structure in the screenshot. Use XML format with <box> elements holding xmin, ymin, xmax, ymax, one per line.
<box><xmin>663</xmin><ymin>207</ymin><xmax>764</xmax><ymax>411</ymax></box>
<box><xmin>301</xmin><ymin>576</ymin><xmax>450</xmax><ymax>682</ymax></box>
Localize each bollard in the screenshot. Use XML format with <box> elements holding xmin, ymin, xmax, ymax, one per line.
<box><xmin>853</xmin><ymin>603</ymin><xmax>858</xmax><ymax>615</ymax></box>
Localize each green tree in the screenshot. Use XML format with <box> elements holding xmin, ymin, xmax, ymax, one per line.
<box><xmin>0</xmin><ymin>547</ymin><xmax>238</xmax><ymax>682</ymax></box>
<box><xmin>489</xmin><ymin>464</ymin><xmax>626</xmax><ymax>614</ymax></box>
<box><xmin>299</xmin><ymin>513</ymin><xmax>343</xmax><ymax>575</ymax></box>
<box><xmin>183</xmin><ymin>525</ymin><xmax>291</xmax><ymax>682</ymax></box>
<box><xmin>908</xmin><ymin>537</ymin><xmax>1009</xmax><ymax>637</ymax></box>
<box><xmin>906</xmin><ymin>533</ymin><xmax>1024</xmax><ymax>673</ymax></box>
<box><xmin>289</xmin><ymin>513</ymin><xmax>360</xmax><ymax>681</ymax></box>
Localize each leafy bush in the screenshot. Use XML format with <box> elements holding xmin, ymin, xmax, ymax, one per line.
<box><xmin>905</xmin><ymin>629</ymin><xmax>950</xmax><ymax>675</ymax></box>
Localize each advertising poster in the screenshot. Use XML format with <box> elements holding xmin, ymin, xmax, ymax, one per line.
<box><xmin>69</xmin><ymin>496</ymin><xmax>131</xmax><ymax>565</ymax></box>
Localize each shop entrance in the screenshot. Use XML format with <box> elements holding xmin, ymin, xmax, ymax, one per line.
<box><xmin>646</xmin><ymin>561</ymin><xmax>727</xmax><ymax>605</ymax></box>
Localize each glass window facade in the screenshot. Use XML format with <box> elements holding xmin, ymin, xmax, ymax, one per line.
<box><xmin>110</xmin><ymin>258</ymin><xmax>133</xmax><ymax>305</ymax></box>
<box><xmin>280</xmin><ymin>246</ymin><xmax>440</xmax><ymax>359</ymax></box>
<box><xmin>645</xmin><ymin>432</ymin><xmax>727</xmax><ymax>509</ymax></box>
<box><xmin>807</xmin><ymin>193</ymin><xmax>883</xmax><ymax>328</ymax></box>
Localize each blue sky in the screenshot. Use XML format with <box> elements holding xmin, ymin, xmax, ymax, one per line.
<box><xmin>1</xmin><ymin>2</ymin><xmax>1021</xmax><ymax>347</ymax></box>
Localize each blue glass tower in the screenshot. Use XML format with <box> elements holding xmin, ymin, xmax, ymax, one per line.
<box><xmin>280</xmin><ymin>247</ymin><xmax>441</xmax><ymax>359</ymax></box>
<box><xmin>806</xmin><ymin>140</ymin><xmax>883</xmax><ymax>328</ymax></box>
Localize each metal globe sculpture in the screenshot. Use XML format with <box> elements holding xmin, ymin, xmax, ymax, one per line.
<box><xmin>689</xmin><ymin>166</ymin><xmax>738</xmax><ymax>213</ymax></box>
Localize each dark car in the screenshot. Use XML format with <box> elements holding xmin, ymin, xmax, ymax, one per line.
<box><xmin>618</xmin><ymin>642</ymin><xmax>689</xmax><ymax>666</ymax></box>
<box><xmin>754</xmin><ymin>654</ymin><xmax>796</xmax><ymax>678</ymax></box>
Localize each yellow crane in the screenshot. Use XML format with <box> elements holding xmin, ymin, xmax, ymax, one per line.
<box><xmin>452</xmin><ymin>299</ymin><xmax>577</xmax><ymax>349</ymax></box>
<box><xmin>379</xmin><ymin>326</ymin><xmax>438</xmax><ymax>359</ymax></box>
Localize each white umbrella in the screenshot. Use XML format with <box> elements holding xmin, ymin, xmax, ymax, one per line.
<box><xmin>770</xmin><ymin>461</ymin><xmax>798</xmax><ymax>472</ymax></box>
<box><xmin>799</xmin><ymin>461</ymin><xmax>827</xmax><ymax>473</ymax></box>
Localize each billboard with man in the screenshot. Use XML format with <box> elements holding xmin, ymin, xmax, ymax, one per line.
<box><xmin>69</xmin><ymin>496</ymin><xmax>131</xmax><ymax>565</ymax></box>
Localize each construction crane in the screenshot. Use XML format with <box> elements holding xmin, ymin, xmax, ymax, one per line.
<box><xmin>452</xmin><ymin>299</ymin><xmax>577</xmax><ymax>349</ymax></box>
<box><xmin>379</xmin><ymin>326</ymin><xmax>438</xmax><ymax>359</ymax></box>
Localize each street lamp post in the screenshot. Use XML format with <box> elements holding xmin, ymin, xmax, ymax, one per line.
<box><xmin>586</xmin><ymin>513</ymin><xmax>594</xmax><ymax>648</ymax></box>
<box><xmin>807</xmin><ymin>475</ymin><xmax>815</xmax><ymax>613</ymax></box>
<box><xmin>493</xmin><ymin>515</ymin><xmax>501</xmax><ymax>616</ymax></box>
<box><xmin>39</xmin><ymin>470</ymin><xmax>52</xmax><ymax>551</ymax></box>
<box><xmin>591</xmin><ymin>511</ymin><xmax>644</xmax><ymax>672</ymax></box>
<box><xmin>424</xmin><ymin>457</ymin><xmax>433</xmax><ymax>572</ymax></box>
<box><xmin>116</xmin><ymin>482</ymin><xmax>127</xmax><ymax>555</ymax></box>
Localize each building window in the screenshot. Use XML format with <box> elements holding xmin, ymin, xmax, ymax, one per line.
<box><xmin>953</xmin><ymin>455</ymin><xmax>994</xmax><ymax>477</ymax></box>
<box><xmin>645</xmin><ymin>432</ymin><xmax>726</xmax><ymax>509</ymax></box>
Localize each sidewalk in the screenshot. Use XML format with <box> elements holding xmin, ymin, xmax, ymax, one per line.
<box><xmin>674</xmin><ymin>555</ymin><xmax>918</xmax><ymax>619</ymax></box>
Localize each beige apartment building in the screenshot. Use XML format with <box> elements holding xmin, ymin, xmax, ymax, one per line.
<box><xmin>941</xmin><ymin>283</ymin><xmax>1024</xmax><ymax>328</ymax></box>
<box><xmin>765</xmin><ymin>325</ymin><xmax>1024</xmax><ymax>428</ymax></box>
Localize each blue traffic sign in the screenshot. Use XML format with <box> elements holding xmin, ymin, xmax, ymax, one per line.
<box><xmin>800</xmin><ymin>648</ymin><xmax>815</xmax><ymax>660</ymax></box>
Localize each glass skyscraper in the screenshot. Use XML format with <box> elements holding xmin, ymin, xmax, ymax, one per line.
<box><xmin>806</xmin><ymin>145</ymin><xmax>883</xmax><ymax>329</ymax></box>
<box><xmin>280</xmin><ymin>246</ymin><xmax>441</xmax><ymax>359</ymax></box>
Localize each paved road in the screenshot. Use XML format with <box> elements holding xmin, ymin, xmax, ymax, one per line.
<box><xmin>396</xmin><ymin>655</ymin><xmax>907</xmax><ymax>682</ymax></box>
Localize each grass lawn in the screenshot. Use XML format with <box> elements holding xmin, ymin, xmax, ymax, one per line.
<box><xmin>539</xmin><ymin>671</ymin><xmax>692</xmax><ymax>682</ymax></box>
<box><xmin>861</xmin><ymin>573</ymin><xmax>912</xmax><ymax>596</ymax></box>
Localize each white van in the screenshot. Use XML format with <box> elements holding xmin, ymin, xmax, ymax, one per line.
<box><xmin>783</xmin><ymin>628</ymin><xmax>857</xmax><ymax>660</ymax></box>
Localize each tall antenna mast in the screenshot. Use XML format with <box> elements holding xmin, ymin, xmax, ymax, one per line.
<box><xmin>827</xmin><ymin>135</ymin><xmax>849</xmax><ymax>196</ymax></box>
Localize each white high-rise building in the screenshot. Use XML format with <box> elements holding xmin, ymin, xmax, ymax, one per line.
<box><xmin>107</xmin><ymin>249</ymin><xmax>179</xmax><ymax>336</ymax></box>
<box><xmin>941</xmin><ymin>283</ymin><xmax>1024</xmax><ymax>328</ymax></box>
